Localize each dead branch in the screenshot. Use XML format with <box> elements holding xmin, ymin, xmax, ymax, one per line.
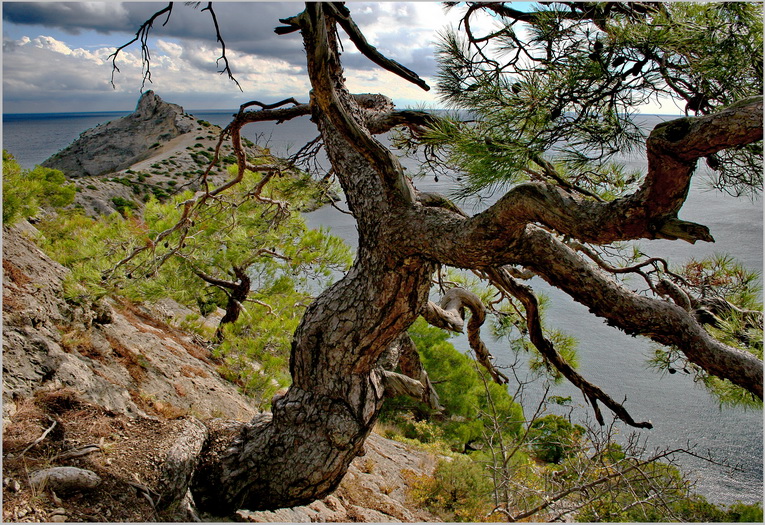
<box><xmin>326</xmin><ymin>3</ymin><xmax>430</xmax><ymax>91</ymax></box>
<box><xmin>108</xmin><ymin>3</ymin><xmax>173</xmax><ymax>89</ymax></box>
<box><xmin>53</xmin><ymin>444</ymin><xmax>102</xmax><ymax>461</ymax></box>
<box><xmin>17</xmin><ymin>416</ymin><xmax>57</xmax><ymax>458</ymax></box>
<box><xmin>485</xmin><ymin>266</ymin><xmax>653</xmax><ymax>428</ymax></box>
<box><xmin>422</xmin><ymin>287</ymin><xmax>509</xmax><ymax>384</ymax></box>
<box><xmin>200</xmin><ymin>2</ymin><xmax>242</xmax><ymax>90</ymax></box>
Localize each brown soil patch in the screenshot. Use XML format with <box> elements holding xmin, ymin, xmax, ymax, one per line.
<box><xmin>3</xmin><ymin>390</ymin><xmax>190</xmax><ymax>522</ymax></box>
<box><xmin>3</xmin><ymin>259</ymin><xmax>32</xmax><ymax>287</ymax></box>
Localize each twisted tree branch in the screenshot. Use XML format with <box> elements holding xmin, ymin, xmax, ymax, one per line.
<box><xmin>422</xmin><ymin>287</ymin><xmax>509</xmax><ymax>384</ymax></box>
<box><xmin>485</xmin><ymin>267</ymin><xmax>653</xmax><ymax>428</ymax></box>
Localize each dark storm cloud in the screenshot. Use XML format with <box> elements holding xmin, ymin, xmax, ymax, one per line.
<box><xmin>3</xmin><ymin>3</ymin><xmax>307</xmax><ymax>63</ymax></box>
<box><xmin>3</xmin><ymin>2</ymin><xmax>164</xmax><ymax>34</ymax></box>
<box><xmin>3</xmin><ymin>2</ymin><xmax>439</xmax><ymax>76</ymax></box>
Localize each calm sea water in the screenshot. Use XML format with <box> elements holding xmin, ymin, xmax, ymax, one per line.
<box><xmin>3</xmin><ymin>110</ymin><xmax>763</xmax><ymax>505</ymax></box>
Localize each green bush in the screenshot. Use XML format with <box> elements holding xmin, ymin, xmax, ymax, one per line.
<box><xmin>726</xmin><ymin>501</ymin><xmax>764</xmax><ymax>522</ymax></box>
<box><xmin>408</xmin><ymin>455</ymin><xmax>493</xmax><ymax>522</ymax></box>
<box><xmin>111</xmin><ymin>197</ymin><xmax>138</xmax><ymax>215</ymax></box>
<box><xmin>527</xmin><ymin>414</ymin><xmax>584</xmax><ymax>464</ymax></box>
<box><xmin>2</xmin><ymin>150</ymin><xmax>76</xmax><ymax>225</ymax></box>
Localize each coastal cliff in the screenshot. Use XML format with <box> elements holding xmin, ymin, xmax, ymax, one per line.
<box><xmin>42</xmin><ymin>91</ymin><xmax>195</xmax><ymax>177</ymax></box>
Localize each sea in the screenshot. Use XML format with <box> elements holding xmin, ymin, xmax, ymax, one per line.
<box><xmin>3</xmin><ymin>109</ymin><xmax>763</xmax><ymax>506</ymax></box>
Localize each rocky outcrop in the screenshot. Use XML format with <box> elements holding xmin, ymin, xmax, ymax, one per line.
<box><xmin>42</xmin><ymin>91</ymin><xmax>196</xmax><ymax>177</ymax></box>
<box><xmin>2</xmin><ymin>223</ymin><xmax>255</xmax><ymax>422</ymax></box>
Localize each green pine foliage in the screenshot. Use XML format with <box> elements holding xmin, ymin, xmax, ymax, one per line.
<box><xmin>527</xmin><ymin>414</ymin><xmax>585</xmax><ymax>464</ymax></box>
<box><xmin>380</xmin><ymin>317</ymin><xmax>524</xmax><ymax>451</ymax></box>
<box><xmin>2</xmin><ymin>150</ymin><xmax>76</xmax><ymax>225</ymax></box>
<box><xmin>430</xmin><ymin>2</ymin><xmax>762</xmax><ymax>198</ymax></box>
<box><xmin>649</xmin><ymin>254</ymin><xmax>762</xmax><ymax>408</ymax></box>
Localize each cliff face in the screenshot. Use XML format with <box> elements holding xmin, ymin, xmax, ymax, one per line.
<box><xmin>42</xmin><ymin>91</ymin><xmax>196</xmax><ymax>177</ymax></box>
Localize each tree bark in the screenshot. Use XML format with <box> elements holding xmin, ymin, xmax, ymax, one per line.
<box><xmin>164</xmin><ymin>3</ymin><xmax>762</xmax><ymax>517</ymax></box>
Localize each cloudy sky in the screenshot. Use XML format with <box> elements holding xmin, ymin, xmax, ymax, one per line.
<box><xmin>2</xmin><ymin>1</ymin><xmax>497</xmax><ymax>114</ymax></box>
<box><xmin>3</xmin><ymin>2</ymin><xmax>683</xmax><ymax>115</ymax></box>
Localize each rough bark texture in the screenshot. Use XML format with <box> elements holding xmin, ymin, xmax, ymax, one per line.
<box><xmin>189</xmin><ymin>5</ymin><xmax>435</xmax><ymax>514</ymax></box>
<box><xmin>173</xmin><ymin>3</ymin><xmax>762</xmax><ymax>517</ymax></box>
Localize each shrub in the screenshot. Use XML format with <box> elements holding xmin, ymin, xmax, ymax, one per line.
<box><xmin>407</xmin><ymin>455</ymin><xmax>493</xmax><ymax>522</ymax></box>
<box><xmin>111</xmin><ymin>197</ymin><xmax>138</xmax><ymax>215</ymax></box>
<box><xmin>2</xmin><ymin>150</ymin><xmax>76</xmax><ymax>225</ymax></box>
<box><xmin>527</xmin><ymin>414</ymin><xmax>584</xmax><ymax>464</ymax></box>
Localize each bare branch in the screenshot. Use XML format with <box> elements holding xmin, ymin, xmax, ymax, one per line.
<box><xmin>17</xmin><ymin>416</ymin><xmax>57</xmax><ymax>458</ymax></box>
<box><xmin>326</xmin><ymin>3</ymin><xmax>430</xmax><ymax>91</ymax></box>
<box><xmin>200</xmin><ymin>2</ymin><xmax>242</xmax><ymax>91</ymax></box>
<box><xmin>108</xmin><ymin>3</ymin><xmax>174</xmax><ymax>90</ymax></box>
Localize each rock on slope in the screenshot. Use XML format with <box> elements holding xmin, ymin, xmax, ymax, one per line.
<box><xmin>42</xmin><ymin>91</ymin><xmax>195</xmax><ymax>177</ymax></box>
<box><xmin>2</xmin><ymin>223</ymin><xmax>440</xmax><ymax>522</ymax></box>
<box><xmin>2</xmin><ymin>223</ymin><xmax>255</xmax><ymax>422</ymax></box>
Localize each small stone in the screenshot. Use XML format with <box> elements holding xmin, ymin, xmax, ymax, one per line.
<box><xmin>51</xmin><ymin>515</ymin><xmax>67</xmax><ymax>522</ymax></box>
<box><xmin>4</xmin><ymin>478</ymin><xmax>21</xmax><ymax>492</ymax></box>
<box><xmin>52</xmin><ymin>507</ymin><xmax>67</xmax><ymax>515</ymax></box>
<box><xmin>29</xmin><ymin>467</ymin><xmax>101</xmax><ymax>493</ymax></box>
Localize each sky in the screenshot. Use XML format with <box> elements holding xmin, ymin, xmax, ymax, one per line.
<box><xmin>1</xmin><ymin>1</ymin><xmax>683</xmax><ymax>114</ymax></box>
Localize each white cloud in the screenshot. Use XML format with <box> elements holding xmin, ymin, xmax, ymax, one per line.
<box><xmin>30</xmin><ymin>35</ymin><xmax>74</xmax><ymax>55</ymax></box>
<box><xmin>2</xmin><ymin>30</ymin><xmax>318</xmax><ymax>112</ymax></box>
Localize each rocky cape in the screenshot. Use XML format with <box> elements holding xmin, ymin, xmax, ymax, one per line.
<box><xmin>43</xmin><ymin>91</ymin><xmax>195</xmax><ymax>178</ymax></box>
<box><xmin>40</xmin><ymin>91</ymin><xmax>252</xmax><ymax>217</ymax></box>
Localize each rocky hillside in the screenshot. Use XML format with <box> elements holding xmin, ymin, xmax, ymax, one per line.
<box><xmin>42</xmin><ymin>91</ymin><xmax>196</xmax><ymax>177</ymax></box>
<box><xmin>2</xmin><ymin>216</ymin><xmax>440</xmax><ymax>522</ymax></box>
<box><xmin>40</xmin><ymin>91</ymin><xmax>253</xmax><ymax>217</ymax></box>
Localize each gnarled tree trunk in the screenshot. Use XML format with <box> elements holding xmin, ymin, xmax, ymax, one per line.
<box><xmin>189</xmin><ymin>5</ymin><xmax>435</xmax><ymax>514</ymax></box>
<box><xmin>148</xmin><ymin>3</ymin><xmax>762</xmax><ymax>517</ymax></box>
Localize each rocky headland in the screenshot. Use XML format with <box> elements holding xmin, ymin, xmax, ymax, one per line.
<box><xmin>42</xmin><ymin>91</ymin><xmax>196</xmax><ymax>178</ymax></box>
<box><xmin>40</xmin><ymin>91</ymin><xmax>254</xmax><ymax>217</ymax></box>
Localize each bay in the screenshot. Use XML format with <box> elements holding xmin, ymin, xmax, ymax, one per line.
<box><xmin>3</xmin><ymin>109</ymin><xmax>762</xmax><ymax>505</ymax></box>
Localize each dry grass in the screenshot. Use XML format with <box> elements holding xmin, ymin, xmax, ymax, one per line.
<box><xmin>3</xmin><ymin>259</ymin><xmax>32</xmax><ymax>287</ymax></box>
<box><xmin>3</xmin><ymin>390</ymin><xmax>188</xmax><ymax>522</ymax></box>
<box><xmin>180</xmin><ymin>365</ymin><xmax>209</xmax><ymax>378</ymax></box>
<box><xmin>58</xmin><ymin>327</ymin><xmax>103</xmax><ymax>360</ymax></box>
<box><xmin>104</xmin><ymin>334</ymin><xmax>147</xmax><ymax>384</ymax></box>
